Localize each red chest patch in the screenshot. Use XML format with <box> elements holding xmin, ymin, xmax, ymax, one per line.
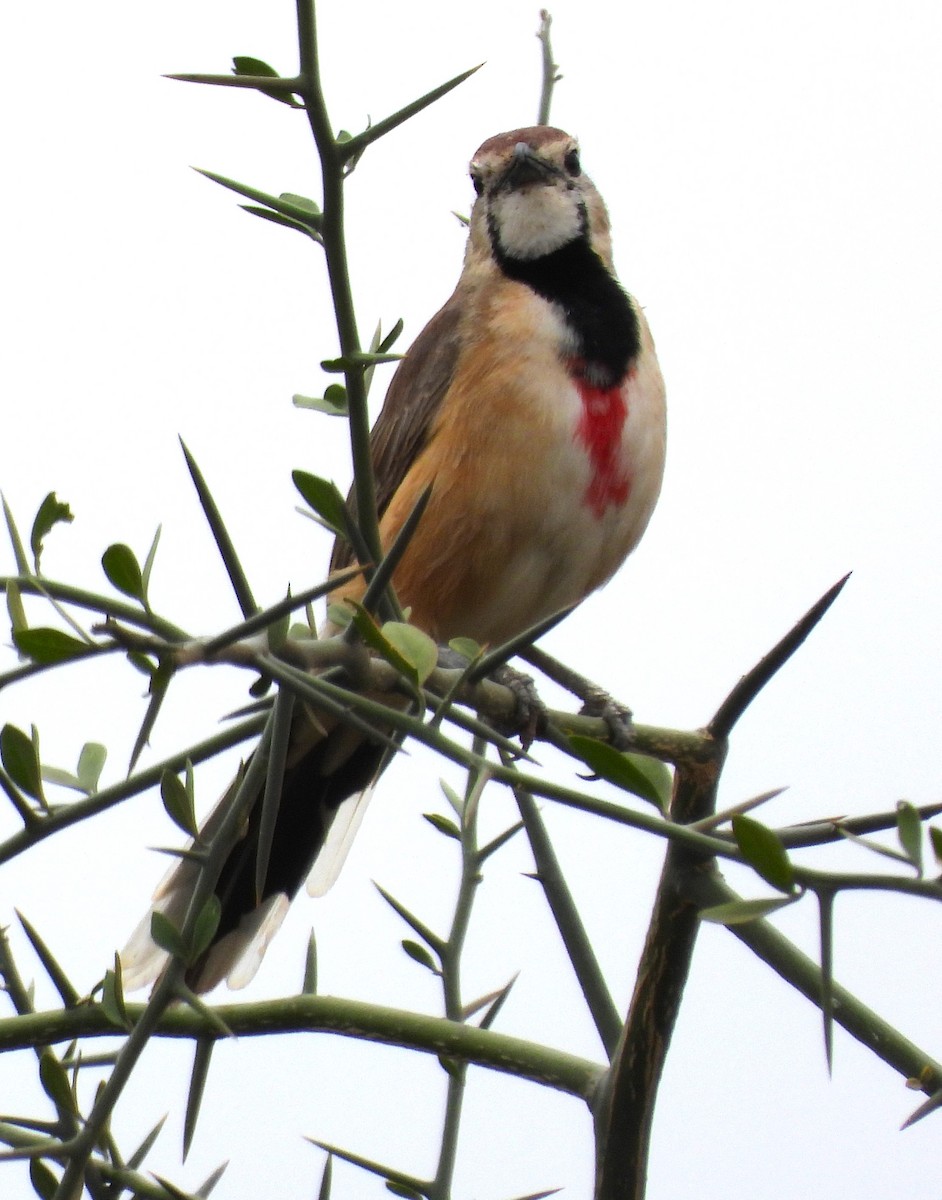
<box><xmin>571</xmin><ymin>366</ymin><xmax>632</xmax><ymax>519</ymax></box>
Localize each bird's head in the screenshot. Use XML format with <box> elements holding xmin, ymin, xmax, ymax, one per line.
<box><xmin>467</xmin><ymin>127</ymin><xmax>613</xmax><ymax>271</ymax></box>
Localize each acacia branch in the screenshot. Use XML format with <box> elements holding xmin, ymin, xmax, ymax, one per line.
<box><xmin>684</xmin><ymin>869</ymin><xmax>942</xmax><ymax>1093</ymax></box>
<box><xmin>594</xmin><ymin>740</ymin><xmax>723</xmax><ymax>1200</ymax></box>
<box><xmin>0</xmin><ymin>998</ymin><xmax>604</xmax><ymax>1102</ymax></box>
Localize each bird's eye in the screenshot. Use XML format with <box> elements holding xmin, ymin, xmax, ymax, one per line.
<box><xmin>564</xmin><ymin>148</ymin><xmax>581</xmax><ymax>177</ymax></box>
<box><xmin>470</xmin><ymin>169</ymin><xmax>484</xmax><ymax>196</ymax></box>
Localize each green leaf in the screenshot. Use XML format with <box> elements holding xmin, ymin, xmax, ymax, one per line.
<box><xmin>930</xmin><ymin>825</ymin><xmax>942</xmax><ymax>868</ymax></box>
<box><xmin>896</xmin><ymin>801</ymin><xmax>923</xmax><ymax>875</ymax></box>
<box><xmin>231</xmin><ymin>55</ymin><xmax>302</xmax><ymax>107</ymax></box>
<box><xmin>363</xmin><ymin>321</ymin><xmax>399</xmax><ymax>399</ymax></box>
<box><xmin>326</xmin><ymin>601</ymin><xmax>353</xmax><ymax>628</ymax></box>
<box><xmin>280</xmin><ymin>191</ymin><xmax>320</xmax><ymax>214</ymax></box>
<box><xmin>102</xmin><ymin>543</ymin><xmax>145</xmax><ymax>603</ymax></box>
<box><xmin>39</xmin><ymin>1050</ymin><xmax>77</xmax><ymax>1115</ymax></box>
<box><xmin>232</xmin><ymin>54</ymin><xmax>279</xmax><ymax>78</ymax></box>
<box><xmin>30</xmin><ymin>492</ymin><xmax>73</xmax><ymax>571</ymax></box>
<box><xmin>440</xmin><ymin>779</ymin><xmax>464</xmax><ymax>817</ymax></box>
<box><xmin>567</xmin><ymin>736</ymin><xmax>666</xmax><ymax>809</ymax></box>
<box><xmin>385</xmin><ymin>1184</ymin><xmax>423</xmax><ymax>1200</ymax></box>
<box><xmin>150</xmin><ymin>911</ymin><xmax>187</xmax><ymax>959</ymax></box>
<box><xmin>436</xmin><ymin>1054</ymin><xmax>462</xmax><ymax>1080</ymax></box>
<box><xmin>77</xmin><ymin>743</ymin><xmax>106</xmax><ymax>793</ymax></box>
<box><xmin>321</xmin><ymin>351</ymin><xmax>404</xmax><ymax>373</ymax></box>
<box><xmin>377</xmin><ymin>318</ymin><xmax>405</xmax><ymax>354</ymax></box>
<box><xmin>41</xmin><ymin>765</ymin><xmax>81</xmax><ymax>790</ymax></box>
<box><xmin>161</xmin><ymin>767</ymin><xmax>199</xmax><ymax>839</ymax></box>
<box><xmin>1</xmin><ymin>723</ymin><xmax>44</xmax><ymax>800</ymax></box>
<box><xmin>732</xmin><ymin>815</ymin><xmax>795</xmax><ymax>891</ymax></box>
<box><xmin>382</xmin><ymin>621</ymin><xmax>438</xmax><ymax>684</ymax></box>
<box><xmin>423</xmin><ymin>811</ymin><xmax>461</xmax><ymax>839</ymax></box>
<box><xmin>838</xmin><ymin>825</ymin><xmax>913</xmax><ymax>866</ymax></box>
<box><xmin>128</xmin><ymin>649</ymin><xmax>158</xmax><ymax>676</ymax></box>
<box><xmin>195</xmin><ymin>168</ymin><xmax>314</xmax><ymax>226</ymax></box>
<box><xmin>401</xmin><ymin>939</ymin><xmax>440</xmax><ymax>974</ymax></box>
<box><xmin>191</xmin><ymin>896</ymin><xmax>222</xmax><ymax>961</ymax></box>
<box><xmin>141</xmin><ymin>525</ymin><xmax>162</xmax><ymax>596</ymax></box>
<box><xmin>6</xmin><ymin>578</ymin><xmax>27</xmax><ymax>639</ymax></box>
<box><xmin>448</xmin><ymin>636</ymin><xmax>481</xmax><ymax>662</ymax></box>
<box><xmin>293</xmin><ymin>384</ymin><xmax>349</xmax><ymax>416</ymax></box>
<box><xmin>242</xmin><ymin>204</ymin><xmax>320</xmax><ymax>238</ymax></box>
<box><xmin>622</xmin><ymin>753</ymin><xmax>672</xmax><ymax>811</ymax></box>
<box><xmin>29</xmin><ymin>1160</ymin><xmax>59</xmax><ymax>1200</ymax></box>
<box><xmin>699</xmin><ymin>895</ymin><xmax>798</xmax><ymax>924</ymax></box>
<box><xmin>292</xmin><ymin>470</ymin><xmax>349</xmax><ymax>535</ymax></box>
<box><xmin>347</xmin><ymin>604</ymin><xmax>414</xmax><ymax>679</ymax></box>
<box><xmin>13</xmin><ymin>627</ymin><xmax>90</xmax><ymax>664</ymax></box>
<box><xmin>101</xmin><ymin>956</ymin><xmax>132</xmax><ymax>1031</ymax></box>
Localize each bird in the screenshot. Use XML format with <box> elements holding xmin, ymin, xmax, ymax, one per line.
<box><xmin>120</xmin><ymin>126</ymin><xmax>667</xmax><ymax>993</ymax></box>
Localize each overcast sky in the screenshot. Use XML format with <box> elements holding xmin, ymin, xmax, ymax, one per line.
<box><xmin>3</xmin><ymin>1</ymin><xmax>942</xmax><ymax>1197</ymax></box>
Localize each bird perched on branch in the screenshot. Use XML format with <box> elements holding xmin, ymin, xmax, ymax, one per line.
<box><xmin>120</xmin><ymin>126</ymin><xmax>666</xmax><ymax>992</ymax></box>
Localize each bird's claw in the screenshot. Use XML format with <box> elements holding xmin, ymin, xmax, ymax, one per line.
<box><xmin>490</xmin><ymin>664</ymin><xmax>547</xmax><ymax>751</ymax></box>
<box><xmin>579</xmin><ymin>685</ymin><xmax>634</xmax><ymax>750</ymax></box>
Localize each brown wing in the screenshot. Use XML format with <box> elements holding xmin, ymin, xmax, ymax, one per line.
<box><xmin>331</xmin><ymin>293</ymin><xmax>464</xmax><ymax>571</ymax></box>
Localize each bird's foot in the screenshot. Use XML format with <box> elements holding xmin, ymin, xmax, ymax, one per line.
<box><xmin>579</xmin><ymin>685</ymin><xmax>634</xmax><ymax>750</ymax></box>
<box><xmin>490</xmin><ymin>664</ymin><xmax>547</xmax><ymax>751</ymax></box>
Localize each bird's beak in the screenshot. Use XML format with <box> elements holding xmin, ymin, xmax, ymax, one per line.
<box><xmin>499</xmin><ymin>142</ymin><xmax>555</xmax><ymax>191</ymax></box>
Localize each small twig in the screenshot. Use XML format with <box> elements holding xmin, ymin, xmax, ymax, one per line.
<box><xmin>429</xmin><ymin>755</ymin><xmax>491</xmax><ymax>1200</ymax></box>
<box><xmin>536</xmin><ymin>10</ymin><xmax>561</xmax><ymax>126</ymax></box>
<box><xmin>294</xmin><ymin>0</ymin><xmax>381</xmax><ymax>568</ymax></box>
<box><xmin>507</xmin><ymin>760</ymin><xmax>622</xmax><ymax>1058</ymax></box>
<box><xmin>521</xmin><ymin>641</ymin><xmax>611</xmax><ymax>708</ymax></box>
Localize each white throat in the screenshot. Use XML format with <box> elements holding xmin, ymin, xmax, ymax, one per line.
<box><xmin>491</xmin><ymin>186</ymin><xmax>584</xmax><ymax>260</ymax></box>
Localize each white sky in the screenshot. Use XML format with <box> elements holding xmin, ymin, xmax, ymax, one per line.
<box><xmin>2</xmin><ymin>1</ymin><xmax>942</xmax><ymax>1197</ymax></box>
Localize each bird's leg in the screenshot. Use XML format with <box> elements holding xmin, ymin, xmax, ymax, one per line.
<box><xmin>488</xmin><ymin>663</ymin><xmax>548</xmax><ymax>751</ymax></box>
<box><xmin>521</xmin><ymin>645</ymin><xmax>634</xmax><ymax>750</ymax></box>
<box><xmin>577</xmin><ymin>684</ymin><xmax>634</xmax><ymax>750</ymax></box>
<box><xmin>436</xmin><ymin>646</ymin><xmax>548</xmax><ymax>751</ymax></box>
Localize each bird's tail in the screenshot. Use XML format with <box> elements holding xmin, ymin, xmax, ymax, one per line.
<box><xmin>119</xmin><ymin>730</ymin><xmax>388</xmax><ymax>993</ymax></box>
